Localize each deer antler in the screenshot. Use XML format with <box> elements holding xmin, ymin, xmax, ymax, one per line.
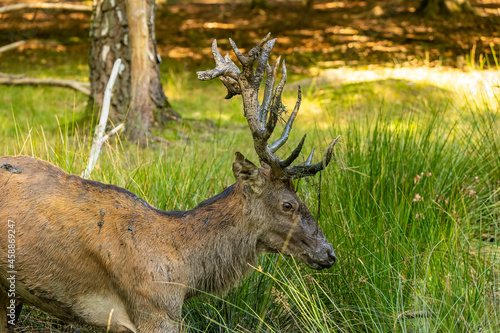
<box><xmin>197</xmin><ymin>33</ymin><xmax>340</xmax><ymax>179</ymax></box>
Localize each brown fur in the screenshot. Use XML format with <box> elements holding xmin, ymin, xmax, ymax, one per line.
<box><xmin>0</xmin><ymin>155</ymin><xmax>335</xmax><ymax>332</ymax></box>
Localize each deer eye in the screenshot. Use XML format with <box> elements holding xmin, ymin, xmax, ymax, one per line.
<box><xmin>282</xmin><ymin>202</ymin><xmax>293</xmax><ymax>212</ymax></box>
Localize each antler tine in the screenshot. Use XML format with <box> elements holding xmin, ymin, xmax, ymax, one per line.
<box><xmin>260</xmin><ymin>56</ymin><xmax>281</xmax><ymax>126</ymax></box>
<box><xmin>286</xmin><ymin>135</ymin><xmax>341</xmax><ymax>178</ymax></box>
<box><xmin>262</xmin><ymin>59</ymin><xmax>287</xmax><ymax>141</ymax></box>
<box><xmin>212</xmin><ymin>39</ymin><xmax>225</xmax><ymax>64</ymax></box>
<box><xmin>269</xmin><ymin>85</ymin><xmax>301</xmax><ymax>153</ymax></box>
<box><xmin>197</xmin><ymin>40</ymin><xmax>241</xmax><ymax>81</ymax></box>
<box><xmin>229</xmin><ymin>38</ymin><xmax>252</xmax><ymax>68</ymax></box>
<box><xmin>305</xmin><ymin>148</ymin><xmax>315</xmax><ymax>165</ymax></box>
<box><xmin>274</xmin><ymin>59</ymin><xmax>287</xmax><ymax>102</ymax></box>
<box><xmin>280</xmin><ymin>134</ymin><xmax>306</xmax><ymax>168</ymax></box>
<box><xmin>255</xmin><ymin>38</ymin><xmax>277</xmax><ymax>85</ymax></box>
<box><xmin>248</xmin><ymin>32</ymin><xmax>272</xmax><ymax>57</ymax></box>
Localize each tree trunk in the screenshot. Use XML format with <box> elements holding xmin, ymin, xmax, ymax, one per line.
<box><xmin>89</xmin><ymin>0</ymin><xmax>130</xmax><ymax>124</ymax></box>
<box><xmin>418</xmin><ymin>0</ymin><xmax>478</xmax><ymax>17</ymax></box>
<box><xmin>89</xmin><ymin>0</ymin><xmax>179</xmax><ymax>144</ymax></box>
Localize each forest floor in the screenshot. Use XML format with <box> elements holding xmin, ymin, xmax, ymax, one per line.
<box><xmin>0</xmin><ymin>0</ymin><xmax>499</xmax><ymax>72</ymax></box>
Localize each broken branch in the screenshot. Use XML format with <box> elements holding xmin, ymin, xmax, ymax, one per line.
<box><xmin>0</xmin><ymin>73</ymin><xmax>90</xmax><ymax>95</ymax></box>
<box><xmin>82</xmin><ymin>59</ymin><xmax>122</xmax><ymax>179</ymax></box>
<box><xmin>0</xmin><ymin>40</ymin><xmax>27</xmax><ymax>54</ymax></box>
<box><xmin>0</xmin><ymin>3</ymin><xmax>92</xmax><ymax>14</ymax></box>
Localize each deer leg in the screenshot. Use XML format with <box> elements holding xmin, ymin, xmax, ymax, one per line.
<box><xmin>134</xmin><ymin>314</ymin><xmax>180</xmax><ymax>333</ymax></box>
<box><xmin>131</xmin><ymin>301</ymin><xmax>183</xmax><ymax>333</ymax></box>
<box><xmin>127</xmin><ymin>285</ymin><xmax>184</xmax><ymax>333</ymax></box>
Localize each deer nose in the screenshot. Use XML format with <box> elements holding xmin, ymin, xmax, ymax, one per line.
<box><xmin>327</xmin><ymin>248</ymin><xmax>337</xmax><ymax>265</ymax></box>
<box><xmin>316</xmin><ymin>245</ymin><xmax>336</xmax><ymax>268</ymax></box>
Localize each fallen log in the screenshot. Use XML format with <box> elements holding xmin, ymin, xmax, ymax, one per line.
<box><xmin>0</xmin><ymin>2</ymin><xmax>92</xmax><ymax>14</ymax></box>
<box><xmin>0</xmin><ymin>40</ymin><xmax>27</xmax><ymax>54</ymax></box>
<box><xmin>0</xmin><ymin>73</ymin><xmax>90</xmax><ymax>95</ymax></box>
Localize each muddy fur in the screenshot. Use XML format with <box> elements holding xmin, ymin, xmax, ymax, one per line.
<box><xmin>0</xmin><ymin>155</ymin><xmax>335</xmax><ymax>332</ymax></box>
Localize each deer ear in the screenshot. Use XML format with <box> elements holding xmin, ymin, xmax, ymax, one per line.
<box><xmin>233</xmin><ymin>152</ymin><xmax>266</xmax><ymax>195</ymax></box>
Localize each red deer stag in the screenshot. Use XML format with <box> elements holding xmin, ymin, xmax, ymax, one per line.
<box><xmin>0</xmin><ymin>33</ymin><xmax>338</xmax><ymax>333</ymax></box>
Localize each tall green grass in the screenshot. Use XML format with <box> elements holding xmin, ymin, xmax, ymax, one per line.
<box><xmin>180</xmin><ymin>92</ymin><xmax>499</xmax><ymax>332</ymax></box>
<box><xmin>1</xmin><ymin>71</ymin><xmax>498</xmax><ymax>332</ymax></box>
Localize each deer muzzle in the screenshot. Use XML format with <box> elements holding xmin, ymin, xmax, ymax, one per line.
<box><xmin>305</xmin><ymin>240</ymin><xmax>337</xmax><ymax>270</ymax></box>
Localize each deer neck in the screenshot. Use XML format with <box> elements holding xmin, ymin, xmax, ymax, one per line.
<box><xmin>172</xmin><ymin>183</ymin><xmax>259</xmax><ymax>298</ymax></box>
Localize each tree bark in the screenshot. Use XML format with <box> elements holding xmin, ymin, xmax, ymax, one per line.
<box><xmin>418</xmin><ymin>0</ymin><xmax>478</xmax><ymax>17</ymax></box>
<box><xmin>89</xmin><ymin>0</ymin><xmax>179</xmax><ymax>144</ymax></box>
<box><xmin>89</xmin><ymin>0</ymin><xmax>131</xmax><ymax>124</ymax></box>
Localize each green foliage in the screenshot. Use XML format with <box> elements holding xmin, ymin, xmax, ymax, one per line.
<box><xmin>1</xmin><ymin>67</ymin><xmax>498</xmax><ymax>333</ymax></box>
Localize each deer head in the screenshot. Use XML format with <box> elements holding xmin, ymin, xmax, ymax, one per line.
<box><xmin>198</xmin><ymin>33</ymin><xmax>340</xmax><ymax>269</ymax></box>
